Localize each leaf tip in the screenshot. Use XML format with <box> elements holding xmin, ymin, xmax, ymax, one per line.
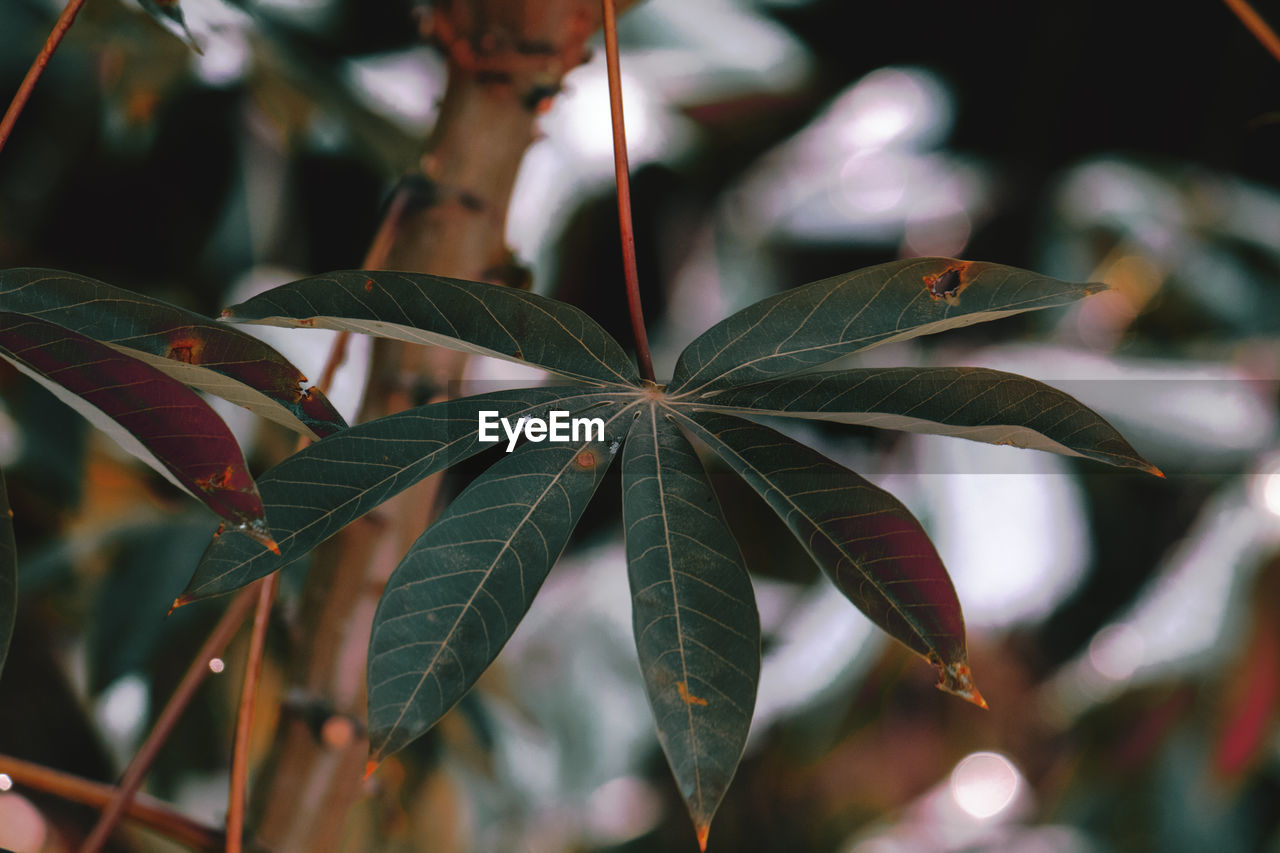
<box><xmin>936</xmin><ymin>660</ymin><xmax>988</xmax><ymax>710</ymax></box>
<box><xmin>696</xmin><ymin>823</ymin><xmax>710</xmax><ymax>852</ymax></box>
<box><xmin>237</xmin><ymin>519</ymin><xmax>281</xmax><ymax>555</ymax></box>
<box><xmin>364</xmin><ymin>760</ymin><xmax>379</xmax><ymax>781</ymax></box>
<box><xmin>1147</xmin><ymin>464</ymin><xmax>1166</xmax><ymax>479</ymax></box>
<box><xmin>168</xmin><ymin>595</ymin><xmax>192</xmax><ymax>615</ymax></box>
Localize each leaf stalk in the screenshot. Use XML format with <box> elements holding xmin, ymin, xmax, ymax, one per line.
<box><xmin>0</xmin><ymin>754</ymin><xmax>221</xmax><ymax>849</ymax></box>
<box><xmin>601</xmin><ymin>0</ymin><xmax>656</xmax><ymax>383</ymax></box>
<box><xmin>1221</xmin><ymin>0</ymin><xmax>1280</xmax><ymax>63</ymax></box>
<box><xmin>0</xmin><ymin>0</ymin><xmax>89</xmax><ymax>156</ymax></box>
<box><xmin>226</xmin><ymin>574</ymin><xmax>279</xmax><ymax>853</ymax></box>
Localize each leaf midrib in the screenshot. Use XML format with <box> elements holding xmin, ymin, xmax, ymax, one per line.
<box><xmin>645</xmin><ymin>402</ymin><xmax>705</xmax><ymax>811</ymax></box>
<box><xmin>376</xmin><ymin>400</ymin><xmax>638</xmax><ymax>754</ymax></box>
<box><xmin>674</xmin><ymin>411</ymin><xmax>940</xmax><ymax>660</ymax></box>
<box><xmin>194</xmin><ymin>389</ymin><xmax>619</xmax><ymax>593</ymax></box>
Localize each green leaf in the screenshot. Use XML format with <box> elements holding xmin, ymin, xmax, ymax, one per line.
<box><xmin>221</xmin><ymin>270</ymin><xmax>641</xmax><ymax>387</ymax></box>
<box><xmin>0</xmin><ymin>471</ymin><xmax>15</xmax><ymax>678</ymax></box>
<box><xmin>137</xmin><ymin>0</ymin><xmax>201</xmax><ymax>52</ymax></box>
<box><xmin>692</xmin><ymin>367</ymin><xmax>1161</xmax><ymax>474</ymax></box>
<box><xmin>366</xmin><ymin>402</ymin><xmax>634</xmax><ymax>762</ymax></box>
<box><xmin>622</xmin><ymin>404</ymin><xmax>759</xmax><ymax>847</ymax></box>
<box><xmin>0</xmin><ymin>313</ymin><xmax>274</xmax><ymax>548</ymax></box>
<box><xmin>180</xmin><ymin>387</ymin><xmax>618</xmax><ymax>603</ymax></box>
<box><xmin>675</xmin><ymin>410</ymin><xmax>984</xmax><ymax>707</ymax></box>
<box><xmin>0</xmin><ymin>268</ymin><xmax>347</xmax><ymax>439</ymax></box>
<box><xmin>669</xmin><ymin>258</ymin><xmax>1103</xmax><ymax>394</ymax></box>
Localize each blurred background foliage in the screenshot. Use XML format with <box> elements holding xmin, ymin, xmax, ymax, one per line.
<box><xmin>2</xmin><ymin>0</ymin><xmax>1280</xmax><ymax>850</ymax></box>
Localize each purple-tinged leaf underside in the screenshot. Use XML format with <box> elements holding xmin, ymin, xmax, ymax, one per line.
<box><xmin>669</xmin><ymin>258</ymin><xmax>1104</xmax><ymax>395</ymax></box>
<box><xmin>0</xmin><ymin>313</ymin><xmax>273</xmax><ymax>549</ymax></box>
<box><xmin>692</xmin><ymin>367</ymin><xmax>1161</xmax><ymax>474</ymax></box>
<box><xmin>622</xmin><ymin>403</ymin><xmax>759</xmax><ymax>846</ymax></box>
<box><xmin>0</xmin><ymin>268</ymin><xmax>346</xmax><ymax>439</ymax></box>
<box><xmin>675</xmin><ymin>410</ymin><xmax>984</xmax><ymax>707</ymax></box>
<box><xmin>366</xmin><ymin>402</ymin><xmax>635</xmax><ymax>763</ymax></box>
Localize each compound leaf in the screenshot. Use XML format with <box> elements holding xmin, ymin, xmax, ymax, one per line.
<box><xmin>181</xmin><ymin>386</ymin><xmax>618</xmax><ymax>603</ymax></box>
<box><xmin>676</xmin><ymin>410</ymin><xmax>984</xmax><ymax>707</ymax></box>
<box><xmin>0</xmin><ymin>313</ymin><xmax>273</xmax><ymax>547</ymax></box>
<box><xmin>622</xmin><ymin>404</ymin><xmax>759</xmax><ymax>848</ymax></box>
<box><xmin>670</xmin><ymin>258</ymin><xmax>1102</xmax><ymax>394</ymax></box>
<box><xmin>222</xmin><ymin>271</ymin><xmax>640</xmax><ymax>388</ymax></box>
<box><xmin>693</xmin><ymin>366</ymin><xmax>1160</xmax><ymax>474</ymax></box>
<box><xmin>367</xmin><ymin>402</ymin><xmax>634</xmax><ymax>762</ymax></box>
<box><xmin>0</xmin><ymin>268</ymin><xmax>346</xmax><ymax>439</ymax></box>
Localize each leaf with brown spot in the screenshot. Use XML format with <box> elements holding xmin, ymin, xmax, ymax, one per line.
<box><xmin>622</xmin><ymin>404</ymin><xmax>759</xmax><ymax>842</ymax></box>
<box><xmin>0</xmin><ymin>269</ymin><xmax>347</xmax><ymax>439</ymax></box>
<box><xmin>676</xmin><ymin>410</ymin><xmax>983</xmax><ymax>707</ymax></box>
<box><xmin>181</xmin><ymin>386</ymin><xmax>617</xmax><ymax>603</ymax></box>
<box><xmin>366</xmin><ymin>403</ymin><xmax>633</xmax><ymax>762</ymax></box>
<box><xmin>0</xmin><ymin>313</ymin><xmax>273</xmax><ymax>548</ymax></box>
<box><xmin>669</xmin><ymin>257</ymin><xmax>1104</xmax><ymax>394</ymax></box>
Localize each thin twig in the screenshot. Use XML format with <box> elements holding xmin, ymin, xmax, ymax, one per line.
<box><xmin>0</xmin><ymin>753</ymin><xmax>222</xmax><ymax>850</ymax></box>
<box><xmin>0</xmin><ymin>0</ymin><xmax>89</xmax><ymax>155</ymax></box>
<box><xmin>226</xmin><ymin>574</ymin><xmax>279</xmax><ymax>853</ymax></box>
<box><xmin>1222</xmin><ymin>0</ymin><xmax>1280</xmax><ymax>63</ymax></box>
<box><xmin>308</xmin><ymin>181</ymin><xmax>415</xmax><ymax>403</ymax></box>
<box><xmin>80</xmin><ymin>586</ymin><xmax>259</xmax><ymax>853</ymax></box>
<box><xmin>600</xmin><ymin>0</ymin><xmax>656</xmax><ymax>383</ymax></box>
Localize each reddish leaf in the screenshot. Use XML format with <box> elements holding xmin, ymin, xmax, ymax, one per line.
<box><xmin>0</xmin><ymin>313</ymin><xmax>274</xmax><ymax>548</ymax></box>
<box><xmin>677</xmin><ymin>410</ymin><xmax>983</xmax><ymax>707</ymax></box>
<box><xmin>0</xmin><ymin>269</ymin><xmax>346</xmax><ymax>439</ymax></box>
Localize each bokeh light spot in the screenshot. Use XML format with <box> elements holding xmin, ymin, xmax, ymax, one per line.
<box><xmin>950</xmin><ymin>752</ymin><xmax>1019</xmax><ymax>819</ymax></box>
<box><xmin>1088</xmin><ymin>623</ymin><xmax>1145</xmax><ymax>682</ymax></box>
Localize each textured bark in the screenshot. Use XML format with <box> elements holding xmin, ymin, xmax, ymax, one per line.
<box><xmin>249</xmin><ymin>3</ymin><xmax>637</xmax><ymax>850</ymax></box>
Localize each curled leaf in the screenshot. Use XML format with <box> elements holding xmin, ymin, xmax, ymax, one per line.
<box><xmin>0</xmin><ymin>313</ymin><xmax>273</xmax><ymax>548</ymax></box>
<box><xmin>0</xmin><ymin>268</ymin><xmax>347</xmax><ymax>439</ymax></box>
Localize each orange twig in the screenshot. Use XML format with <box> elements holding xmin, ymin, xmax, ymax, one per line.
<box><xmin>305</xmin><ymin>181</ymin><xmax>414</xmax><ymax>412</ymax></box>
<box><xmin>80</xmin><ymin>587</ymin><xmax>259</xmax><ymax>853</ymax></box>
<box><xmin>226</xmin><ymin>574</ymin><xmax>279</xmax><ymax>853</ymax></box>
<box><xmin>1221</xmin><ymin>0</ymin><xmax>1280</xmax><ymax>63</ymax></box>
<box><xmin>601</xmin><ymin>0</ymin><xmax>655</xmax><ymax>383</ymax></box>
<box><xmin>0</xmin><ymin>754</ymin><xmax>221</xmax><ymax>850</ymax></box>
<box><xmin>0</xmin><ymin>0</ymin><xmax>89</xmax><ymax>155</ymax></box>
